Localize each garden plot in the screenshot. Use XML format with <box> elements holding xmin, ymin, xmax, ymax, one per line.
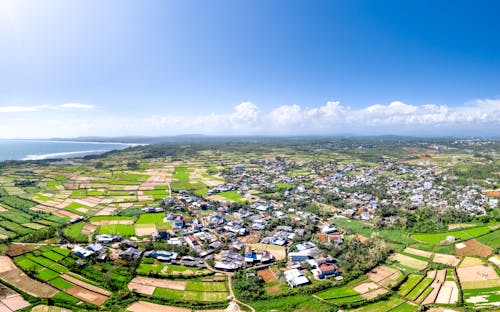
<box><xmin>0</xmin><ymin>284</ymin><xmax>30</xmax><ymax>311</ymax></box>
<box><xmin>128</xmin><ymin>276</ymin><xmax>187</xmax><ymax>294</ymax></box>
<box><xmin>489</xmin><ymin>255</ymin><xmax>500</xmax><ymax>267</ymax></box>
<box><xmin>127</xmin><ymin>301</ymin><xmax>190</xmax><ymax>312</ymax></box>
<box><xmin>0</xmin><ymin>256</ymin><xmax>58</xmax><ymax>298</ymax></box>
<box><xmin>403</xmin><ymin>247</ymin><xmax>432</xmax><ymax>259</ymax></box>
<box><xmin>454</xmin><ymin>239</ymin><xmax>492</xmax><ymax>257</ymax></box>
<box><xmin>60</xmin><ymin>274</ymin><xmax>111</xmax><ymax>296</ymax></box>
<box><xmin>457</xmin><ymin>264</ymin><xmax>500</xmax><ymax>289</ymax></box>
<box><xmin>459</xmin><ymin>256</ymin><xmax>484</xmax><ymax>267</ymax></box>
<box><xmin>435</xmin><ymin>281</ymin><xmax>459</xmax><ymax>304</ymax></box>
<box><xmin>257</xmin><ymin>268</ymin><xmax>276</xmax><ymax>282</ymax></box>
<box><xmin>367</xmin><ymin>265</ymin><xmax>402</xmax><ymax>288</ymax></box>
<box><xmin>463</xmin><ymin>287</ymin><xmax>500</xmax><ymax>306</ymax></box>
<box><xmin>31</xmin><ymin>305</ymin><xmax>72</xmax><ymax>312</ymax></box>
<box><xmin>389</xmin><ymin>253</ymin><xmax>428</xmax><ymax>270</ymax></box>
<box><xmin>65</xmin><ymin>285</ymin><xmax>108</xmax><ymax>305</ymax></box>
<box><xmin>432</xmin><ymin>253</ymin><xmax>461</xmax><ymax>267</ymax></box>
<box><xmin>421</xmin><ymin>270</ymin><xmax>446</xmax><ymax>305</ymax></box>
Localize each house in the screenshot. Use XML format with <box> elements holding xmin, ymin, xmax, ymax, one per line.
<box><xmin>284</xmin><ymin>269</ymin><xmax>310</xmax><ymax>287</ymax></box>
<box><xmin>320</xmin><ymin>224</ymin><xmax>337</xmax><ymax>234</ymax></box>
<box><xmin>95</xmin><ymin>234</ymin><xmax>121</xmax><ymax>244</ymax></box>
<box><xmin>87</xmin><ymin>244</ymin><xmax>105</xmax><ymax>253</ymax></box>
<box><xmin>311</xmin><ymin>262</ymin><xmax>340</xmax><ymax>279</ymax></box>
<box><xmin>119</xmin><ymin>247</ymin><xmax>142</xmax><ymax>261</ymax></box>
<box><xmin>72</xmin><ymin>246</ymin><xmax>94</xmax><ymax>259</ymax></box>
<box><xmin>144</xmin><ymin>250</ymin><xmax>178</xmax><ymax>262</ymax></box>
<box><xmin>70</xmin><ymin>216</ymin><xmax>85</xmax><ymax>224</ymax></box>
<box><xmin>121</xmin><ymin>240</ymin><xmax>138</xmax><ymax>249</ymax></box>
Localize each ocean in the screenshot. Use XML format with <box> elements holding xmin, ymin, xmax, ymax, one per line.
<box><xmin>0</xmin><ymin>140</ymin><xmax>135</xmax><ymax>161</ymax></box>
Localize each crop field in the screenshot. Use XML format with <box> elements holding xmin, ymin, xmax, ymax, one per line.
<box><xmin>463</xmin><ymin>287</ymin><xmax>500</xmax><ymax>306</ymax></box>
<box><xmin>389</xmin><ymin>253</ymin><xmax>428</xmax><ymax>270</ymax></box>
<box><xmin>217</xmin><ymin>190</ymin><xmax>244</xmax><ymax>202</ymax></box>
<box><xmin>476</xmin><ymin>229</ymin><xmax>500</xmax><ymax>249</ymax></box>
<box><xmin>136</xmin><ymin>213</ymin><xmax>165</xmax><ymax>224</ymax></box>
<box><xmin>411</xmin><ymin>225</ymin><xmax>494</xmax><ymax>244</ymax></box>
<box><xmin>250</xmin><ymin>294</ymin><xmax>331</xmax><ymax>312</ymax></box>
<box><xmin>398</xmin><ymin>274</ymin><xmax>424</xmax><ymax>296</ymax></box>
<box><xmin>97</xmin><ymin>224</ymin><xmax>135</xmax><ymax>235</ymax></box>
<box><xmin>455</xmin><ymin>239</ymin><xmax>493</xmax><ymax>257</ymax></box>
<box><xmin>349</xmin><ymin>295</ymin><xmax>406</xmax><ymax>312</ymax></box>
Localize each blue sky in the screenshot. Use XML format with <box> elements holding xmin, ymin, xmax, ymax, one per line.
<box><xmin>0</xmin><ymin>0</ymin><xmax>498</xmax><ymax>137</ymax></box>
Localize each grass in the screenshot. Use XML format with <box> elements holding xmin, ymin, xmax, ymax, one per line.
<box><xmin>136</xmin><ymin>213</ymin><xmax>165</xmax><ymax>224</ymax></box>
<box><xmin>250</xmin><ymin>294</ymin><xmax>331</xmax><ymax>312</ymax></box>
<box><xmin>411</xmin><ymin>225</ymin><xmax>494</xmax><ymax>244</ymax></box>
<box><xmin>218</xmin><ymin>190</ymin><xmax>244</xmax><ymax>202</ymax></box>
<box><xmin>63</xmin><ymin>222</ymin><xmax>87</xmax><ymax>242</ymax></box>
<box><xmin>98</xmin><ymin>224</ymin><xmax>135</xmax><ymax>236</ymax></box>
<box><xmin>334</xmin><ymin>218</ymin><xmax>415</xmax><ymax>245</ymax></box>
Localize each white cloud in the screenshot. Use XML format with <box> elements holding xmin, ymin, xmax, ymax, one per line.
<box><xmin>0</xmin><ymin>99</ymin><xmax>498</xmax><ymax>138</ymax></box>
<box><xmin>150</xmin><ymin>98</ymin><xmax>500</xmax><ymax>135</ymax></box>
<box><xmin>0</xmin><ymin>103</ymin><xmax>95</xmax><ymax>113</ymax></box>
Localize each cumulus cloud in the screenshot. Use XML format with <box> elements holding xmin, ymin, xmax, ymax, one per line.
<box><xmin>0</xmin><ymin>103</ymin><xmax>95</xmax><ymax>113</ymax></box>
<box><xmin>150</xmin><ymin>98</ymin><xmax>500</xmax><ymax>135</ymax></box>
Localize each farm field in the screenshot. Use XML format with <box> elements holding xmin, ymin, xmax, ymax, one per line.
<box><xmin>411</xmin><ymin>225</ymin><xmax>495</xmax><ymax>244</ymax></box>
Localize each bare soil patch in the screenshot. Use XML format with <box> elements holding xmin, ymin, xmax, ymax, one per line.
<box><xmin>455</xmin><ymin>239</ymin><xmax>492</xmax><ymax>257</ymax></box>
<box><xmin>127</xmin><ymin>301</ymin><xmax>190</xmax><ymax>312</ymax></box>
<box><xmin>7</xmin><ymin>243</ymin><xmax>37</xmax><ymax>257</ymax></box>
<box><xmin>389</xmin><ymin>253</ymin><xmax>428</xmax><ymax>270</ymax></box>
<box><xmin>432</xmin><ymin>253</ymin><xmax>461</xmax><ymax>267</ymax></box>
<box><xmin>247</xmin><ymin>243</ymin><xmax>286</xmax><ymax>260</ymax></box>
<box><xmin>0</xmin><ymin>256</ymin><xmax>58</xmax><ymax>298</ymax></box>
<box><xmin>367</xmin><ymin>265</ymin><xmax>399</xmax><ymax>286</ymax></box>
<box><xmin>265</xmin><ymin>285</ymin><xmax>281</xmax><ymax>295</ymax></box>
<box><xmin>459</xmin><ymin>256</ymin><xmax>484</xmax><ymax>268</ymax></box>
<box><xmin>354</xmin><ymin>282</ymin><xmax>379</xmax><ymax>294</ymax></box>
<box><xmin>403</xmin><ymin>247</ymin><xmax>432</xmax><ymax>258</ymax></box>
<box><xmin>60</xmin><ymin>274</ymin><xmax>111</xmax><ymax>296</ymax></box>
<box><xmin>128</xmin><ymin>276</ymin><xmax>186</xmax><ymax>290</ymax></box>
<box><xmin>66</xmin><ymin>285</ymin><xmax>108</xmax><ymax>305</ymax></box>
<box><xmin>361</xmin><ymin>288</ymin><xmax>388</xmax><ymax>300</ymax></box>
<box><xmin>457</xmin><ymin>264</ymin><xmax>500</xmax><ymax>289</ymax></box>
<box><xmin>135</xmin><ymin>225</ymin><xmax>156</xmax><ymax>236</ymax></box>
<box><xmin>257</xmin><ymin>268</ymin><xmax>276</xmax><ymax>282</ymax></box>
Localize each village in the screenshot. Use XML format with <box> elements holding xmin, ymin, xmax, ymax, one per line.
<box><xmin>0</xmin><ymin>139</ymin><xmax>498</xmax><ymax>312</ymax></box>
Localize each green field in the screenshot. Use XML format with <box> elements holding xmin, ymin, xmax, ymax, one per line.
<box><xmin>316</xmin><ymin>286</ymin><xmax>358</xmax><ymax>299</ymax></box>
<box><xmin>250</xmin><ymin>294</ymin><xmax>331</xmax><ymax>312</ymax></box>
<box><xmin>63</xmin><ymin>222</ymin><xmax>87</xmax><ymax>242</ymax></box>
<box><xmin>218</xmin><ymin>190</ymin><xmax>244</xmax><ymax>202</ymax></box>
<box><xmin>463</xmin><ymin>287</ymin><xmax>500</xmax><ymax>306</ymax></box>
<box><xmin>406</xmin><ymin>277</ymin><xmax>433</xmax><ymax>300</ymax></box>
<box><xmin>136</xmin><ymin>213</ymin><xmax>165</xmax><ymax>224</ymax></box>
<box><xmin>98</xmin><ymin>224</ymin><xmax>135</xmax><ymax>236</ymax></box>
<box><xmin>90</xmin><ymin>216</ymin><xmax>136</xmax><ymax>222</ymax></box>
<box><xmin>49</xmin><ymin>277</ymin><xmax>74</xmax><ymax>290</ymax></box>
<box><xmin>398</xmin><ymin>274</ymin><xmax>423</xmax><ymax>296</ymax></box>
<box><xmin>334</xmin><ymin>218</ymin><xmax>415</xmax><ymax>245</ymax></box>
<box><xmin>411</xmin><ymin>225</ymin><xmax>494</xmax><ymax>244</ymax></box>
<box><xmin>349</xmin><ymin>295</ymin><xmax>406</xmax><ymax>312</ymax></box>
<box><xmin>390</xmin><ymin>302</ymin><xmax>419</xmax><ymax>312</ymax></box>
<box><xmin>476</xmin><ymin>229</ymin><xmax>500</xmax><ymax>249</ymax></box>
